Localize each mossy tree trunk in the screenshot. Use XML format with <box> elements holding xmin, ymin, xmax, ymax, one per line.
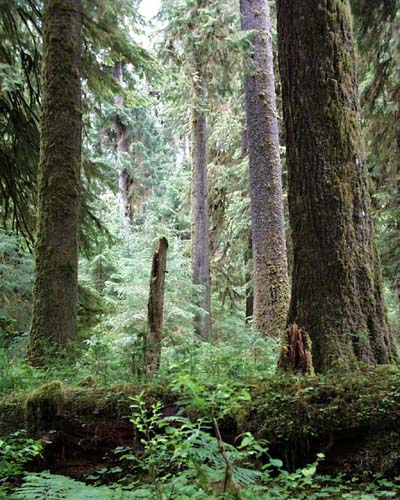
<box><xmin>277</xmin><ymin>0</ymin><xmax>398</xmax><ymax>372</ymax></box>
<box><xmin>112</xmin><ymin>61</ymin><xmax>132</xmax><ymax>234</ymax></box>
<box><xmin>27</xmin><ymin>0</ymin><xmax>82</xmax><ymax>365</ymax></box>
<box><xmin>191</xmin><ymin>64</ymin><xmax>212</xmax><ymax>339</ymax></box>
<box><xmin>146</xmin><ymin>237</ymin><xmax>168</xmax><ymax>374</ymax></box>
<box><xmin>240</xmin><ymin>0</ymin><xmax>289</xmax><ymax>337</ymax></box>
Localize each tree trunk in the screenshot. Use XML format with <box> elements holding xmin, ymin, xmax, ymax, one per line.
<box><xmin>277</xmin><ymin>0</ymin><xmax>398</xmax><ymax>372</ymax></box>
<box><xmin>146</xmin><ymin>237</ymin><xmax>168</xmax><ymax>374</ymax></box>
<box><xmin>245</xmin><ymin>228</ymin><xmax>254</xmax><ymax>323</ymax></box>
<box><xmin>27</xmin><ymin>0</ymin><xmax>82</xmax><ymax>364</ymax></box>
<box><xmin>112</xmin><ymin>62</ymin><xmax>132</xmax><ymax>232</ymax></box>
<box><xmin>191</xmin><ymin>65</ymin><xmax>212</xmax><ymax>339</ymax></box>
<box><xmin>240</xmin><ymin>0</ymin><xmax>289</xmax><ymax>337</ymax></box>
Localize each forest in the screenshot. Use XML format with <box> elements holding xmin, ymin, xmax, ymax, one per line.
<box><xmin>0</xmin><ymin>0</ymin><xmax>399</xmax><ymax>498</ymax></box>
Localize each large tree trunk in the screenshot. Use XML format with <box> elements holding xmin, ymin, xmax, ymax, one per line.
<box><xmin>27</xmin><ymin>0</ymin><xmax>82</xmax><ymax>364</ymax></box>
<box><xmin>191</xmin><ymin>65</ymin><xmax>212</xmax><ymax>339</ymax></box>
<box><xmin>112</xmin><ymin>62</ymin><xmax>132</xmax><ymax>233</ymax></box>
<box><xmin>277</xmin><ymin>0</ymin><xmax>398</xmax><ymax>373</ymax></box>
<box><xmin>240</xmin><ymin>0</ymin><xmax>289</xmax><ymax>337</ymax></box>
<box><xmin>146</xmin><ymin>237</ymin><xmax>168</xmax><ymax>374</ymax></box>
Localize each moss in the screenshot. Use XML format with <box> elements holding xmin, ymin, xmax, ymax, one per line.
<box><xmin>27</xmin><ymin>0</ymin><xmax>81</xmax><ymax>365</ymax></box>
<box><xmin>25</xmin><ymin>381</ymin><xmax>64</xmax><ymax>436</ymax></box>
<box><xmin>0</xmin><ymin>394</ymin><xmax>25</xmax><ymax>435</ymax></box>
<box><xmin>348</xmin><ymin>431</ymin><xmax>400</xmax><ymax>476</ymax></box>
<box><xmin>1</xmin><ymin>371</ymin><xmax>399</xmax><ymax>474</ymax></box>
<box><xmin>277</xmin><ymin>0</ymin><xmax>398</xmax><ymax>373</ymax></box>
<box><xmin>236</xmin><ymin>368</ymin><xmax>400</xmax><ymax>471</ymax></box>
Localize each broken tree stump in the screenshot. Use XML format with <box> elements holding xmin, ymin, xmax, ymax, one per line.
<box><xmin>145</xmin><ymin>237</ymin><xmax>168</xmax><ymax>374</ymax></box>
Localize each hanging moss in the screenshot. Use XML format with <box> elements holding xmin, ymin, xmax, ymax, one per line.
<box><xmin>25</xmin><ymin>381</ymin><xmax>64</xmax><ymax>436</ymax></box>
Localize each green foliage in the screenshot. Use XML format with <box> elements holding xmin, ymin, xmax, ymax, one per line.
<box><xmin>13</xmin><ymin>472</ymin><xmax>138</xmax><ymax>500</ymax></box>
<box><xmin>0</xmin><ymin>0</ymin><xmax>157</xmax><ymax>251</ymax></box>
<box><xmin>1</xmin><ymin>2</ymin><xmax>399</xmax><ymax>498</ymax></box>
<box><xmin>12</xmin><ymin>469</ymin><xmax>400</xmax><ymax>500</ymax></box>
<box><xmin>161</xmin><ymin>330</ymin><xmax>279</xmax><ymax>384</ymax></box>
<box><xmin>160</xmin><ymin>0</ymin><xmax>250</xmax><ymax>98</ymax></box>
<box><xmin>352</xmin><ymin>0</ymin><xmax>400</xmax><ymax>320</ymax></box>
<box><xmin>0</xmin><ymin>430</ymin><xmax>42</xmax><ymax>494</ymax></box>
<box><xmin>0</xmin><ymin>231</ymin><xmax>33</xmax><ymax>339</ymax></box>
<box><xmin>93</xmin><ymin>381</ymin><xmax>400</xmax><ymax>499</ymax></box>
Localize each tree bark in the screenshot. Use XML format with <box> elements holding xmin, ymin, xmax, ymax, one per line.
<box><xmin>112</xmin><ymin>62</ymin><xmax>132</xmax><ymax>233</ymax></box>
<box><xmin>191</xmin><ymin>65</ymin><xmax>212</xmax><ymax>339</ymax></box>
<box><xmin>27</xmin><ymin>0</ymin><xmax>82</xmax><ymax>364</ymax></box>
<box><xmin>245</xmin><ymin>228</ymin><xmax>254</xmax><ymax>323</ymax></box>
<box><xmin>146</xmin><ymin>237</ymin><xmax>168</xmax><ymax>374</ymax></box>
<box><xmin>277</xmin><ymin>0</ymin><xmax>398</xmax><ymax>372</ymax></box>
<box><xmin>240</xmin><ymin>0</ymin><xmax>289</xmax><ymax>337</ymax></box>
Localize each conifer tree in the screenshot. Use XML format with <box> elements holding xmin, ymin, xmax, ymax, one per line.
<box><xmin>240</xmin><ymin>0</ymin><xmax>289</xmax><ymax>337</ymax></box>
<box><xmin>27</xmin><ymin>0</ymin><xmax>82</xmax><ymax>364</ymax></box>
<box><xmin>277</xmin><ymin>0</ymin><xmax>398</xmax><ymax>372</ymax></box>
<box><xmin>113</xmin><ymin>61</ymin><xmax>133</xmax><ymax>234</ymax></box>
<box><xmin>191</xmin><ymin>45</ymin><xmax>212</xmax><ymax>339</ymax></box>
<box><xmin>161</xmin><ymin>0</ymin><xmax>246</xmax><ymax>338</ymax></box>
<box><xmin>352</xmin><ymin>0</ymin><xmax>400</xmax><ymax>306</ymax></box>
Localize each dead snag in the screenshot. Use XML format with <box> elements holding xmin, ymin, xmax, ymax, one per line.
<box><xmin>146</xmin><ymin>237</ymin><xmax>168</xmax><ymax>374</ymax></box>
<box><xmin>278</xmin><ymin>323</ymin><xmax>314</xmax><ymax>375</ymax></box>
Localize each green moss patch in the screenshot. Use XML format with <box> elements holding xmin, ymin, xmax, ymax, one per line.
<box><xmin>0</xmin><ymin>369</ymin><xmax>399</xmax><ymax>475</ymax></box>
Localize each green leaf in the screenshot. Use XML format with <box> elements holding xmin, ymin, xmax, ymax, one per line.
<box><xmin>270</xmin><ymin>458</ymin><xmax>283</xmax><ymax>468</ymax></box>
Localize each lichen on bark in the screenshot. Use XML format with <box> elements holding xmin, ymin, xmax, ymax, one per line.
<box><xmin>276</xmin><ymin>0</ymin><xmax>398</xmax><ymax>372</ymax></box>
<box><xmin>27</xmin><ymin>0</ymin><xmax>82</xmax><ymax>365</ymax></box>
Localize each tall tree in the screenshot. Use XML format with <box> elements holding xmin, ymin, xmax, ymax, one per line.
<box><xmin>0</xmin><ymin>0</ymin><xmax>41</xmax><ymax>245</ymax></box>
<box><xmin>161</xmin><ymin>0</ymin><xmax>247</xmax><ymax>338</ymax></box>
<box><xmin>277</xmin><ymin>0</ymin><xmax>397</xmax><ymax>372</ymax></box>
<box><xmin>191</xmin><ymin>54</ymin><xmax>212</xmax><ymax>338</ymax></box>
<box><xmin>113</xmin><ymin>61</ymin><xmax>133</xmax><ymax>233</ymax></box>
<box><xmin>240</xmin><ymin>0</ymin><xmax>289</xmax><ymax>337</ymax></box>
<box><xmin>352</xmin><ymin>0</ymin><xmax>400</xmax><ymax>307</ymax></box>
<box><xmin>27</xmin><ymin>0</ymin><xmax>82</xmax><ymax>364</ymax></box>
<box><xmin>0</xmin><ymin>0</ymin><xmax>154</xmax><ymax>255</ymax></box>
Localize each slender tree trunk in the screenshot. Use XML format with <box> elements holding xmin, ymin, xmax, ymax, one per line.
<box><xmin>240</xmin><ymin>0</ymin><xmax>289</xmax><ymax>337</ymax></box>
<box><xmin>112</xmin><ymin>62</ymin><xmax>132</xmax><ymax>232</ymax></box>
<box><xmin>27</xmin><ymin>0</ymin><xmax>82</xmax><ymax>364</ymax></box>
<box><xmin>191</xmin><ymin>65</ymin><xmax>212</xmax><ymax>339</ymax></box>
<box><xmin>241</xmin><ymin>123</ymin><xmax>254</xmax><ymax>323</ymax></box>
<box><xmin>146</xmin><ymin>237</ymin><xmax>168</xmax><ymax>374</ymax></box>
<box><xmin>245</xmin><ymin>229</ymin><xmax>254</xmax><ymax>323</ymax></box>
<box><xmin>277</xmin><ymin>0</ymin><xmax>398</xmax><ymax>373</ymax></box>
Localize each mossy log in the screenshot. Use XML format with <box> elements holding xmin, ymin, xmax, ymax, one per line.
<box><xmin>1</xmin><ymin>368</ymin><xmax>399</xmax><ymax>475</ymax></box>
<box><xmin>25</xmin><ymin>381</ymin><xmax>64</xmax><ymax>436</ymax></box>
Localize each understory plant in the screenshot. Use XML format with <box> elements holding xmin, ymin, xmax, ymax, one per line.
<box><xmin>0</xmin><ymin>431</ymin><xmax>42</xmax><ymax>498</ymax></box>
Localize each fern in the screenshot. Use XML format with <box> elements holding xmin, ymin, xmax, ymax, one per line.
<box><xmin>13</xmin><ymin>472</ymin><xmax>141</xmax><ymax>500</ymax></box>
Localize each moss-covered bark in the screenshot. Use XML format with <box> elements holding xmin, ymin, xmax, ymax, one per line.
<box><xmin>277</xmin><ymin>0</ymin><xmax>398</xmax><ymax>372</ymax></box>
<box><xmin>27</xmin><ymin>0</ymin><xmax>82</xmax><ymax>365</ymax></box>
<box><xmin>240</xmin><ymin>0</ymin><xmax>289</xmax><ymax>338</ymax></box>
<box><xmin>191</xmin><ymin>63</ymin><xmax>212</xmax><ymax>339</ymax></box>
<box><xmin>112</xmin><ymin>61</ymin><xmax>132</xmax><ymax>234</ymax></box>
